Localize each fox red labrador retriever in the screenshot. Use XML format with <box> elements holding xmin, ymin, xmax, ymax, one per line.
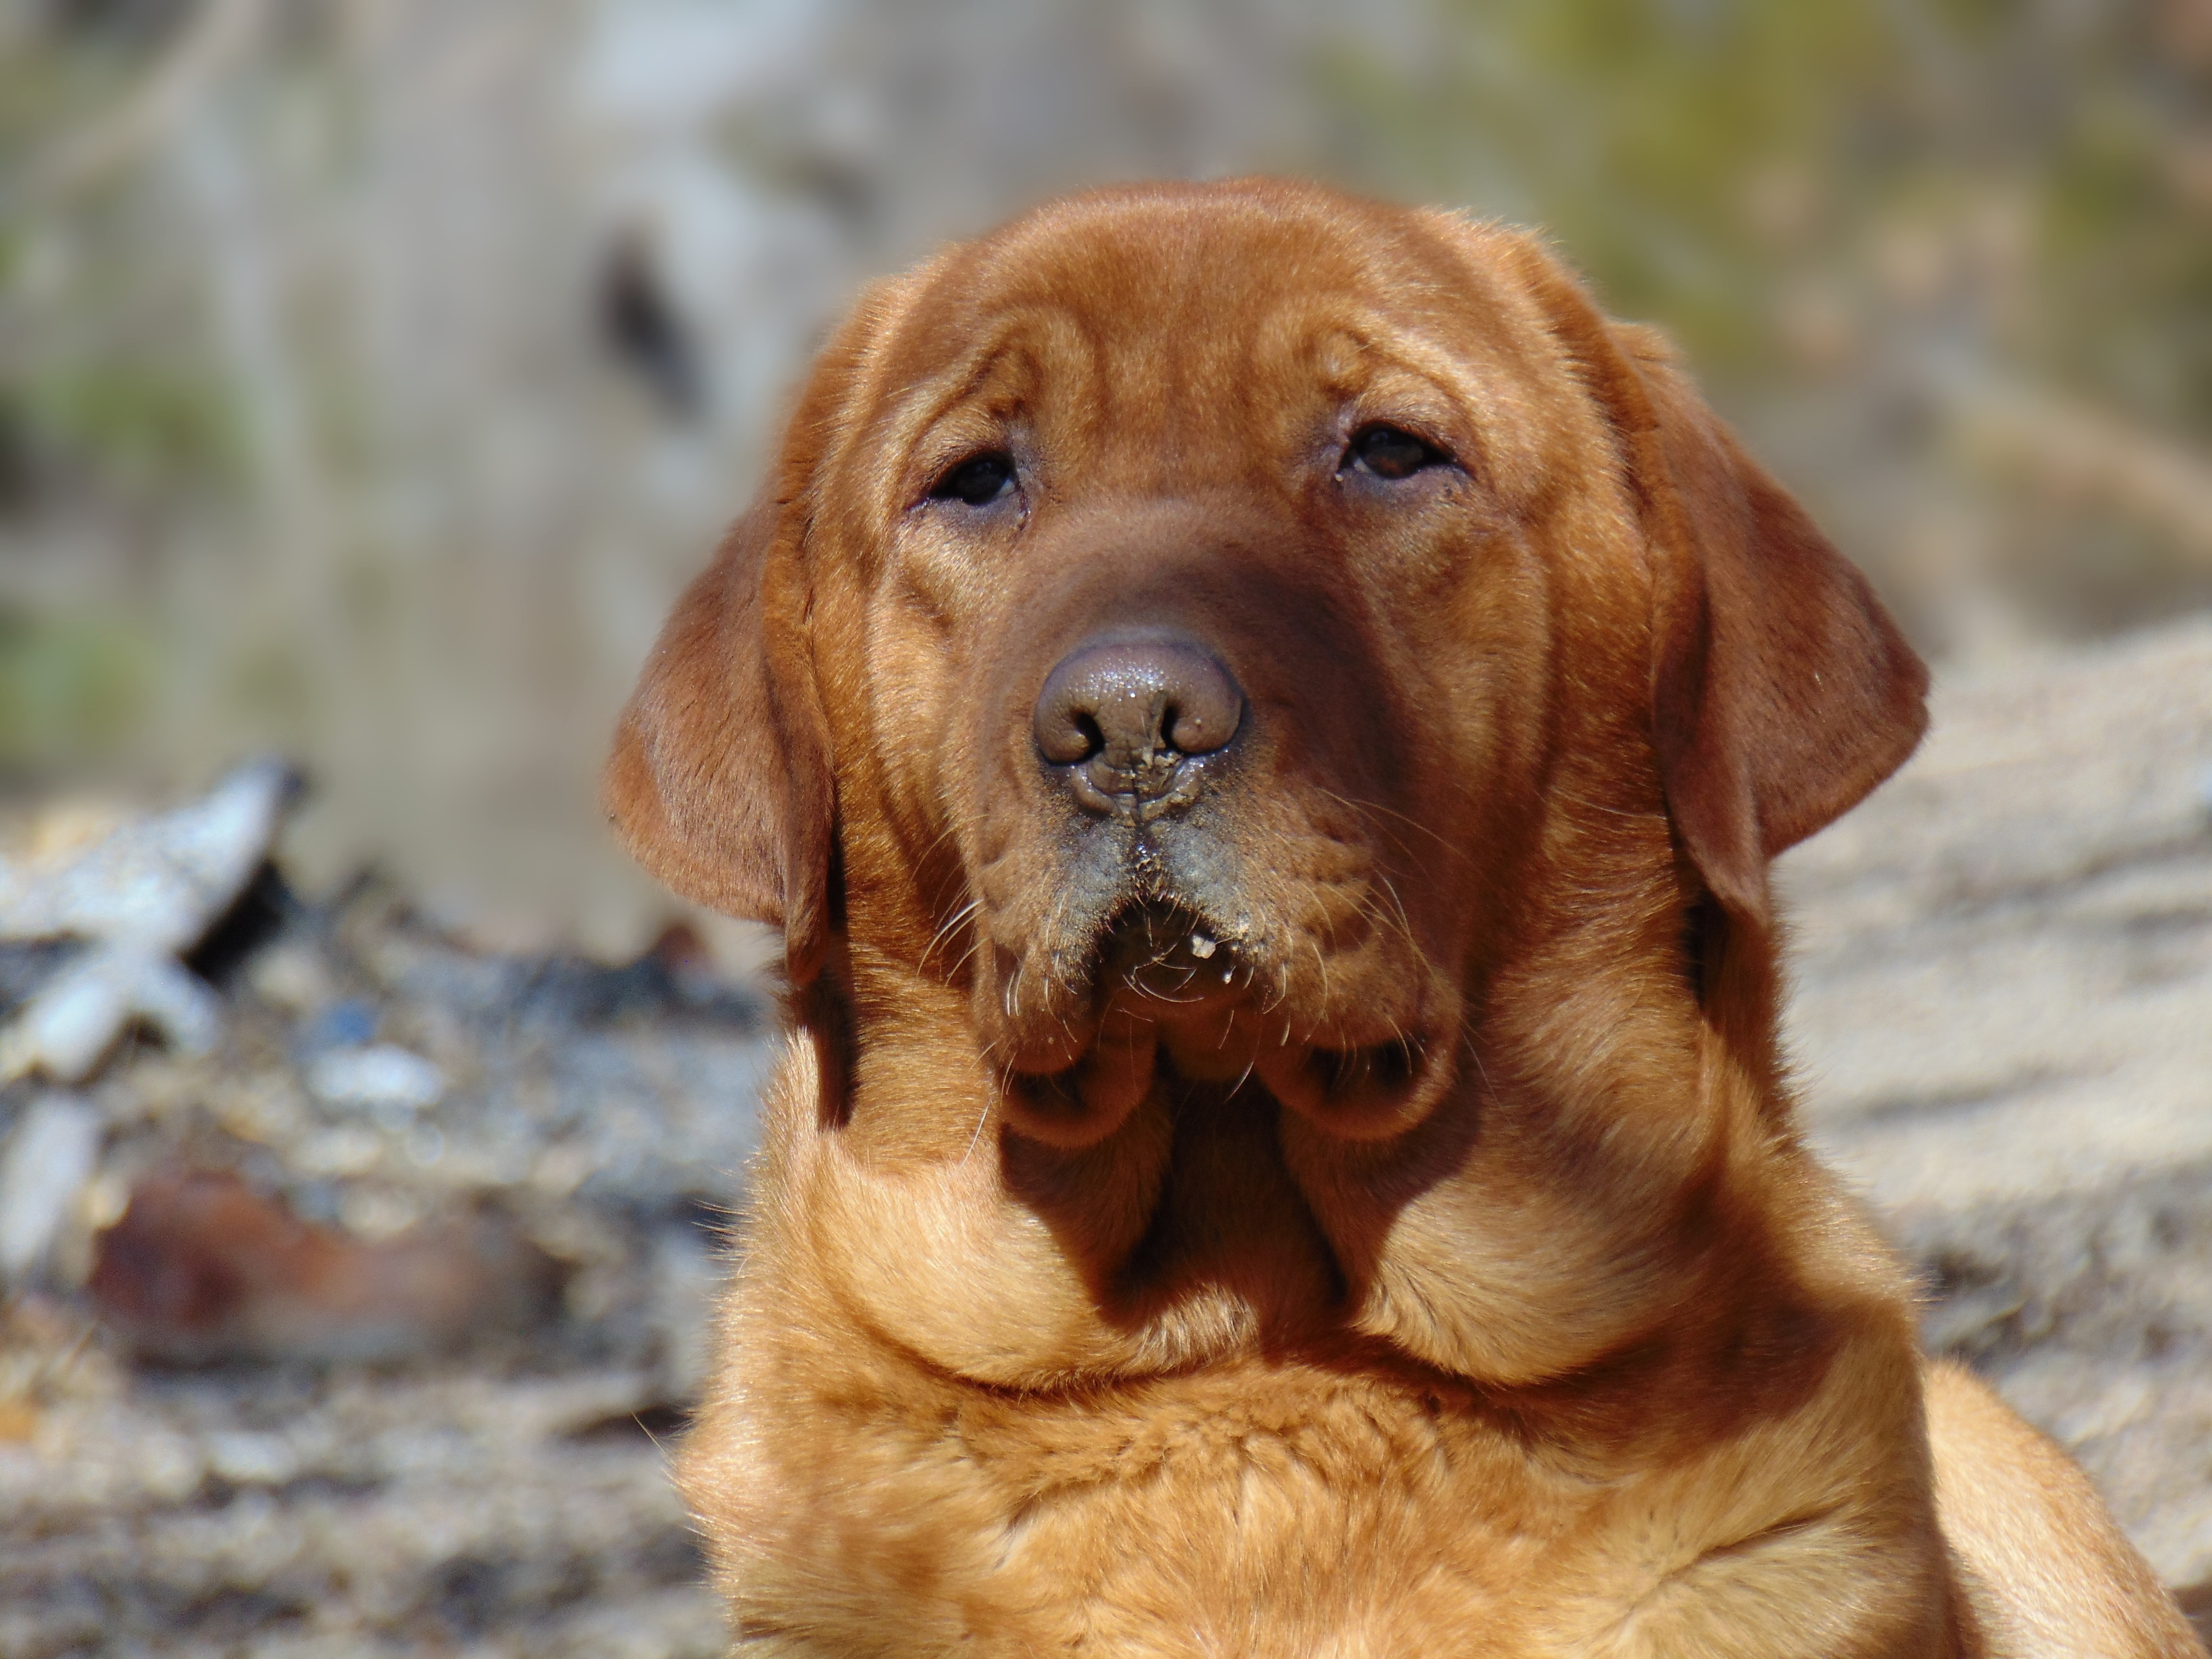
<box><xmin>608</xmin><ymin>179</ymin><xmax>2201</xmax><ymax>1656</ymax></box>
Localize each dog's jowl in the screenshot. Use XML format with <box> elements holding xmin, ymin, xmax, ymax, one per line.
<box><xmin>607</xmin><ymin>179</ymin><xmax>2202</xmax><ymax>1657</ymax></box>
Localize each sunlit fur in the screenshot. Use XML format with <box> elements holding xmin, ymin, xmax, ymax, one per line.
<box><xmin>607</xmin><ymin>179</ymin><xmax>2202</xmax><ymax>1657</ymax></box>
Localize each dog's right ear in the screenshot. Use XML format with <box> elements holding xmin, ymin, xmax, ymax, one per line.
<box><xmin>604</xmin><ymin>487</ymin><xmax>835</xmax><ymax>986</ymax></box>
<box><xmin>605</xmin><ymin>280</ymin><xmax>913</xmax><ymax>988</ymax></box>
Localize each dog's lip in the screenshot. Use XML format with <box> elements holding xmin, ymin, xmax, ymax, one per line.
<box><xmin>1000</xmin><ymin>896</ymin><xmax>1434</xmax><ymax>1053</ymax></box>
<box><xmin>993</xmin><ymin>895</ymin><xmax>1458</xmax><ymax>1145</ymax></box>
<box><xmin>1096</xmin><ymin>900</ymin><xmax>1249</xmax><ymax>1008</ymax></box>
<box><xmin>986</xmin><ymin>898</ymin><xmax>1251</xmax><ymax>1082</ymax></box>
<box><xmin>1252</xmin><ymin>1030</ymin><xmax>1453</xmax><ymax>1140</ymax></box>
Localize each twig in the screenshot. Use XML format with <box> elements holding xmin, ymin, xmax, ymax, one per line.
<box><xmin>20</xmin><ymin>0</ymin><xmax>268</xmax><ymax>205</ymax></box>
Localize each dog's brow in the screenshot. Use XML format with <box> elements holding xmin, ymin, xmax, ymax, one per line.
<box><xmin>883</xmin><ymin>308</ymin><xmax>1098</xmax><ymax>468</ymax></box>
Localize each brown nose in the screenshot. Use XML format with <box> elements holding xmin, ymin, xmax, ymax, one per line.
<box><xmin>1033</xmin><ymin>632</ymin><xmax>1245</xmax><ymax>813</ymax></box>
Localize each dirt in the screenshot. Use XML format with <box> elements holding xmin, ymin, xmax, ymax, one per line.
<box><xmin>0</xmin><ymin>878</ymin><xmax>766</xmax><ymax>1657</ymax></box>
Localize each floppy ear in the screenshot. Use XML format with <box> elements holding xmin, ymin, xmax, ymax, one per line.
<box><xmin>603</xmin><ymin>488</ymin><xmax>835</xmax><ymax>985</ymax></box>
<box><xmin>605</xmin><ymin>280</ymin><xmax>910</xmax><ymax>987</ymax></box>
<box><xmin>1622</xmin><ymin>329</ymin><xmax>1928</xmax><ymax>925</ymax></box>
<box><xmin>1497</xmin><ymin>236</ymin><xmax>1929</xmax><ymax>927</ymax></box>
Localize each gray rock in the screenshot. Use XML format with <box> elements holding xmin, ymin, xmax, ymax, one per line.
<box><xmin>1781</xmin><ymin>612</ymin><xmax>2212</xmax><ymax>1598</ymax></box>
<box><xmin>0</xmin><ymin>1092</ymin><xmax>102</xmax><ymax>1282</ymax></box>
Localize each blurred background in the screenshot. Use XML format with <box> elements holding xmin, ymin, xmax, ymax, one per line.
<box><xmin>5</xmin><ymin>4</ymin><xmax>2212</xmax><ymax>1653</ymax></box>
<box><xmin>3</xmin><ymin>0</ymin><xmax>2207</xmax><ymax>952</ymax></box>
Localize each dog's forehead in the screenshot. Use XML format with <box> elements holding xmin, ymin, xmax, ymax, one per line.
<box><xmin>977</xmin><ymin>188</ymin><xmax>1408</xmax><ymax>310</ymax></box>
<box><xmin>833</xmin><ymin>184</ymin><xmax>1578</xmax><ymax>515</ymax></box>
<box><xmin>876</xmin><ymin>186</ymin><xmax>1536</xmax><ymax>399</ymax></box>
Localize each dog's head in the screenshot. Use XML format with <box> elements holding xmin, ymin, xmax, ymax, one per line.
<box><xmin>608</xmin><ymin>180</ymin><xmax>1924</xmax><ymax>1376</ymax></box>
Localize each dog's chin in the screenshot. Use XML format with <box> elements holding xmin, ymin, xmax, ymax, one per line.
<box><xmin>992</xmin><ymin>901</ymin><xmax>1458</xmax><ymax>1150</ymax></box>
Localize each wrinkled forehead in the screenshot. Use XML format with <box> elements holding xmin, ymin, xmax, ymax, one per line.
<box><xmin>919</xmin><ymin>188</ymin><xmax>1446</xmax><ymax>353</ymax></box>
<box><xmin>840</xmin><ymin>187</ymin><xmax>1573</xmax><ymax>501</ymax></box>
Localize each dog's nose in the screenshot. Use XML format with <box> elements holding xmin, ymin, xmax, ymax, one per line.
<box><xmin>1033</xmin><ymin>633</ymin><xmax>1244</xmax><ymax>814</ymax></box>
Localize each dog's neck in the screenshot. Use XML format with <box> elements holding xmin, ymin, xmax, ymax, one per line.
<box><xmin>777</xmin><ymin>848</ymin><xmax>1843</xmax><ymax>1408</ymax></box>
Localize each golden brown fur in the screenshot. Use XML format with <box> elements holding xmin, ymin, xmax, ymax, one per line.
<box><xmin>607</xmin><ymin>179</ymin><xmax>2202</xmax><ymax>1656</ymax></box>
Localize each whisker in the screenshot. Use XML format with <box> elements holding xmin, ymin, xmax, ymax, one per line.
<box><xmin>1327</xmin><ymin>876</ymin><xmax>1416</xmax><ymax>969</ymax></box>
<box><xmin>963</xmin><ymin>1063</ymin><xmax>1010</xmax><ymax>1165</ymax></box>
<box><xmin>1457</xmin><ymin>1024</ymin><xmax>1494</xmax><ymax>1101</ymax></box>
<box><xmin>1346</xmin><ymin>881</ymin><xmax>1419</xmax><ymax>963</ymax></box>
<box><xmin>918</xmin><ymin>898</ymin><xmax>981</xmax><ymax>975</ymax></box>
<box><xmin>1374</xmin><ymin>873</ymin><xmax>1419</xmax><ymax>955</ymax></box>
<box><xmin>944</xmin><ymin>933</ymin><xmax>988</xmax><ymax>980</ymax></box>
<box><xmin>1308</xmin><ymin>935</ymin><xmax>1331</xmax><ymax>1010</ymax></box>
<box><xmin>1550</xmin><ymin>785</ymin><xmax>1668</xmax><ymax>824</ymax></box>
<box><xmin>1316</xmin><ymin>787</ymin><xmax>1463</xmax><ymax>861</ymax></box>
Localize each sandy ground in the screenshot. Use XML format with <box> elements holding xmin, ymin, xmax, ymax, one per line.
<box><xmin>3</xmin><ymin>615</ymin><xmax>2210</xmax><ymax>1653</ymax></box>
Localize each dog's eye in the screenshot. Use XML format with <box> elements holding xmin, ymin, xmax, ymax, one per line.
<box><xmin>930</xmin><ymin>452</ymin><xmax>1018</xmax><ymax>507</ymax></box>
<box><xmin>1344</xmin><ymin>424</ymin><xmax>1448</xmax><ymax>482</ymax></box>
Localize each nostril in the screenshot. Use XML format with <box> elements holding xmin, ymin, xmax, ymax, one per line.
<box><xmin>1165</xmin><ymin>694</ymin><xmax>1236</xmax><ymax>758</ymax></box>
<box><xmin>1032</xmin><ymin>631</ymin><xmax>1246</xmax><ymax>784</ymax></box>
<box><xmin>1036</xmin><ymin>703</ymin><xmax>1105</xmax><ymax>766</ymax></box>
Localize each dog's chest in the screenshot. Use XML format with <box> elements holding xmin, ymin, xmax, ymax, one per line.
<box><xmin>982</xmin><ymin>1380</ymin><xmax>1559</xmax><ymax>1647</ymax></box>
<box><xmin>762</xmin><ymin>1362</ymin><xmax>1628</xmax><ymax>1656</ymax></box>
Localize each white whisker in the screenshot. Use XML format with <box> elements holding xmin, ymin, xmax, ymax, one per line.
<box><xmin>919</xmin><ymin>897</ymin><xmax>981</xmax><ymax>975</ymax></box>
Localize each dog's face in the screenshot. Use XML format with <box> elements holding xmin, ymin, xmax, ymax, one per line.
<box><xmin>609</xmin><ymin>180</ymin><xmax>1926</xmax><ymax>1382</ymax></box>
<box><xmin>853</xmin><ymin>192</ymin><xmax>1600</xmax><ymax>1149</ymax></box>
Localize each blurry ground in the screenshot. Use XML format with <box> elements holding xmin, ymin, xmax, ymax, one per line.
<box><xmin>0</xmin><ymin>879</ymin><xmax>772</xmax><ymax>1657</ymax></box>
<box><xmin>0</xmin><ymin>614</ymin><xmax>2206</xmax><ymax>1654</ymax></box>
<box><xmin>1784</xmin><ymin>611</ymin><xmax>2212</xmax><ymax>1624</ymax></box>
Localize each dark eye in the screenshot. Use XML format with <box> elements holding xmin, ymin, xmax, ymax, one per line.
<box><xmin>930</xmin><ymin>452</ymin><xmax>1017</xmax><ymax>507</ymax></box>
<box><xmin>1344</xmin><ymin>424</ymin><xmax>1448</xmax><ymax>482</ymax></box>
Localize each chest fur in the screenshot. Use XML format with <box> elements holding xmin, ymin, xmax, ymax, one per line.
<box><xmin>692</xmin><ymin>1343</ymin><xmax>1948</xmax><ymax>1659</ymax></box>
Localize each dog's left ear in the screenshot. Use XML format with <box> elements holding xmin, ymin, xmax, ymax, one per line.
<box><xmin>1491</xmin><ymin>231</ymin><xmax>1929</xmax><ymax>927</ymax></box>
<box><xmin>1620</xmin><ymin>328</ymin><xmax>1928</xmax><ymax>926</ymax></box>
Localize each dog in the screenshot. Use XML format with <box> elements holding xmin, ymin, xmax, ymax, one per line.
<box><xmin>607</xmin><ymin>179</ymin><xmax>2203</xmax><ymax>1656</ymax></box>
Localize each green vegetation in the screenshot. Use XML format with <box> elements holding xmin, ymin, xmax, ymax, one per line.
<box><xmin>0</xmin><ymin>605</ymin><xmax>152</xmax><ymax>771</ymax></box>
<box><xmin>9</xmin><ymin>358</ymin><xmax>238</xmax><ymax>495</ymax></box>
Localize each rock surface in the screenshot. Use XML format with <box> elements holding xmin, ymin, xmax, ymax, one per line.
<box><xmin>1783</xmin><ymin>612</ymin><xmax>2212</xmax><ymax>1620</ymax></box>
